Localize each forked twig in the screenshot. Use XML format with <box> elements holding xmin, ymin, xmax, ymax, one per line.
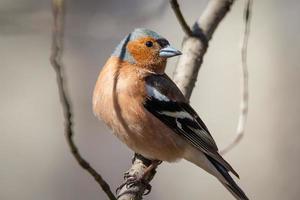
<box><xmin>170</xmin><ymin>0</ymin><xmax>193</xmax><ymax>36</ymax></box>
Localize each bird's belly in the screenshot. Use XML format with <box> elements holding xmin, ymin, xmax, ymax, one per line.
<box><xmin>96</xmin><ymin>95</ymin><xmax>186</xmax><ymax>162</ymax></box>
<box><xmin>93</xmin><ymin>65</ymin><xmax>186</xmax><ymax>162</ymax></box>
<box><xmin>124</xmin><ymin>113</ymin><xmax>186</xmax><ymax>162</ymax></box>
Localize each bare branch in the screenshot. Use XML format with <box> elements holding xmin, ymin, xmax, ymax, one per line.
<box><xmin>170</xmin><ymin>0</ymin><xmax>193</xmax><ymax>36</ymax></box>
<box><xmin>50</xmin><ymin>0</ymin><xmax>116</xmax><ymax>199</ymax></box>
<box><xmin>173</xmin><ymin>0</ymin><xmax>235</xmax><ymax>99</ymax></box>
<box><xmin>117</xmin><ymin>1</ymin><xmax>236</xmax><ymax>199</ymax></box>
<box><xmin>220</xmin><ymin>0</ymin><xmax>253</xmax><ymax>155</ymax></box>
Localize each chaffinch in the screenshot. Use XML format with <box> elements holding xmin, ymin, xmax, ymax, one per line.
<box><xmin>93</xmin><ymin>28</ymin><xmax>248</xmax><ymax>200</ymax></box>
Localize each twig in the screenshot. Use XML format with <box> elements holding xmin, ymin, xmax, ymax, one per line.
<box><xmin>117</xmin><ymin>1</ymin><xmax>236</xmax><ymax>199</ymax></box>
<box><xmin>50</xmin><ymin>0</ymin><xmax>116</xmax><ymax>199</ymax></box>
<box><xmin>173</xmin><ymin>0</ymin><xmax>235</xmax><ymax>99</ymax></box>
<box><xmin>220</xmin><ymin>0</ymin><xmax>253</xmax><ymax>155</ymax></box>
<box><xmin>170</xmin><ymin>0</ymin><xmax>193</xmax><ymax>36</ymax></box>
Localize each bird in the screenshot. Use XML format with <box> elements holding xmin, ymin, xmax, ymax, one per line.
<box><xmin>93</xmin><ymin>28</ymin><xmax>249</xmax><ymax>200</ymax></box>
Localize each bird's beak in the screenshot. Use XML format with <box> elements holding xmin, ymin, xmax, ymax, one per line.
<box><xmin>159</xmin><ymin>45</ymin><xmax>182</xmax><ymax>58</ymax></box>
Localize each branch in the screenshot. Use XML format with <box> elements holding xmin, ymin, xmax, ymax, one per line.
<box><xmin>170</xmin><ymin>0</ymin><xmax>193</xmax><ymax>36</ymax></box>
<box><xmin>117</xmin><ymin>1</ymin><xmax>236</xmax><ymax>199</ymax></box>
<box><xmin>50</xmin><ymin>0</ymin><xmax>116</xmax><ymax>199</ymax></box>
<box><xmin>220</xmin><ymin>0</ymin><xmax>253</xmax><ymax>155</ymax></box>
<box><xmin>173</xmin><ymin>0</ymin><xmax>235</xmax><ymax>99</ymax></box>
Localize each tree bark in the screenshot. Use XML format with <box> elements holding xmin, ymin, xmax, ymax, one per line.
<box><xmin>173</xmin><ymin>0</ymin><xmax>235</xmax><ymax>99</ymax></box>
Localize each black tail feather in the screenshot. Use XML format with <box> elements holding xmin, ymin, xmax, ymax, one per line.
<box><xmin>207</xmin><ymin>156</ymin><xmax>249</xmax><ymax>200</ymax></box>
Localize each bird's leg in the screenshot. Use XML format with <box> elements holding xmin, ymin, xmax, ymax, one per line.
<box><xmin>121</xmin><ymin>160</ymin><xmax>161</xmax><ymax>195</ymax></box>
<box><xmin>140</xmin><ymin>160</ymin><xmax>162</xmax><ymax>180</ymax></box>
<box><xmin>116</xmin><ymin>154</ymin><xmax>162</xmax><ymax>196</ymax></box>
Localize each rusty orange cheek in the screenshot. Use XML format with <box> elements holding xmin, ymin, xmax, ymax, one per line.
<box><xmin>127</xmin><ymin>37</ymin><xmax>159</xmax><ymax>63</ymax></box>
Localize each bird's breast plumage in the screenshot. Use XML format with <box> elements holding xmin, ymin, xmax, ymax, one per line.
<box><xmin>93</xmin><ymin>56</ymin><xmax>186</xmax><ymax>161</ymax></box>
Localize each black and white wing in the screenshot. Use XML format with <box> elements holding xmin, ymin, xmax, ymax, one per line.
<box><xmin>143</xmin><ymin>74</ymin><xmax>239</xmax><ymax>177</ymax></box>
<box><xmin>144</xmin><ymin>74</ymin><xmax>218</xmax><ymax>154</ymax></box>
<box><xmin>146</xmin><ymin>99</ymin><xmax>220</xmax><ymax>153</ymax></box>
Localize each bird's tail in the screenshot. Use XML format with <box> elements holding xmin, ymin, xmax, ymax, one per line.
<box><xmin>207</xmin><ymin>156</ymin><xmax>249</xmax><ymax>200</ymax></box>
<box><xmin>184</xmin><ymin>147</ymin><xmax>249</xmax><ymax>200</ymax></box>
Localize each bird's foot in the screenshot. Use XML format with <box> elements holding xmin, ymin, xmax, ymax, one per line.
<box><xmin>116</xmin><ymin>172</ymin><xmax>152</xmax><ymax>195</ymax></box>
<box><xmin>116</xmin><ymin>157</ymin><xmax>162</xmax><ymax>196</ymax></box>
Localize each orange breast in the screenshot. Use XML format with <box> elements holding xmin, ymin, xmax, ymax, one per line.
<box><xmin>93</xmin><ymin>57</ymin><xmax>186</xmax><ymax>162</ymax></box>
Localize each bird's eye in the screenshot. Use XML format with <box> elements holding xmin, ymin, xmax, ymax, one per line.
<box><xmin>145</xmin><ymin>41</ymin><xmax>153</xmax><ymax>47</ymax></box>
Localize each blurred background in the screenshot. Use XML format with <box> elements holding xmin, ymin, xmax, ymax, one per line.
<box><xmin>1</xmin><ymin>0</ymin><xmax>300</xmax><ymax>199</ymax></box>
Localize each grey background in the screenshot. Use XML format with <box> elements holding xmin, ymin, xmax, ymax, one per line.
<box><xmin>1</xmin><ymin>0</ymin><xmax>300</xmax><ymax>199</ymax></box>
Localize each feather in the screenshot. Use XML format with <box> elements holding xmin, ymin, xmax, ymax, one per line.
<box><xmin>143</xmin><ymin>73</ymin><xmax>239</xmax><ymax>178</ymax></box>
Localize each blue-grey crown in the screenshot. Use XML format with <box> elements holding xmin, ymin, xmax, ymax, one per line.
<box><xmin>112</xmin><ymin>28</ymin><xmax>164</xmax><ymax>64</ymax></box>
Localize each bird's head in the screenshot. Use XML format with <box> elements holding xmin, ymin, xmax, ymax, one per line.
<box><xmin>112</xmin><ymin>28</ymin><xmax>181</xmax><ymax>73</ymax></box>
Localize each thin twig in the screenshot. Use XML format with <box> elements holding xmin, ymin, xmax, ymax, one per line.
<box><xmin>170</xmin><ymin>0</ymin><xmax>193</xmax><ymax>36</ymax></box>
<box><xmin>50</xmin><ymin>0</ymin><xmax>116</xmax><ymax>199</ymax></box>
<box><xmin>220</xmin><ymin>0</ymin><xmax>252</xmax><ymax>155</ymax></box>
<box><xmin>173</xmin><ymin>0</ymin><xmax>235</xmax><ymax>99</ymax></box>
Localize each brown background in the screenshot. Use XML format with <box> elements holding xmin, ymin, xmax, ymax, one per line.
<box><xmin>1</xmin><ymin>0</ymin><xmax>300</xmax><ymax>199</ymax></box>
